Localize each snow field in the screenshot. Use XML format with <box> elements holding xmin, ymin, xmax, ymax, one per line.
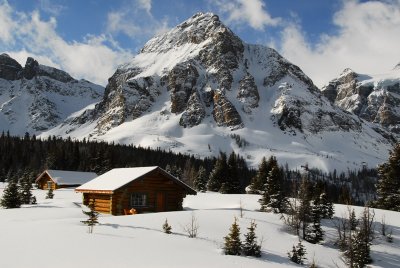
<box><xmin>0</xmin><ymin>187</ymin><xmax>399</xmax><ymax>268</ymax></box>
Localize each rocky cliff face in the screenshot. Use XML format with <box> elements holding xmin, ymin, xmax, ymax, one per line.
<box><xmin>321</xmin><ymin>67</ymin><xmax>400</xmax><ymax>136</ymax></box>
<box><xmin>0</xmin><ymin>54</ymin><xmax>22</xmax><ymax>80</ymax></box>
<box><xmin>0</xmin><ymin>55</ymin><xmax>103</xmax><ymax>135</ymax></box>
<box><xmin>84</xmin><ymin>13</ymin><xmax>247</xmax><ymax>134</ymax></box>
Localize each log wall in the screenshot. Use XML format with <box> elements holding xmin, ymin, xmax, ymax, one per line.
<box><xmin>83</xmin><ymin>193</ymin><xmax>112</xmax><ymax>214</ymax></box>
<box><xmin>111</xmin><ymin>172</ymin><xmax>186</xmax><ymax>215</ymax></box>
<box><xmin>37</xmin><ymin>173</ymin><xmax>57</xmax><ymax>190</ymax></box>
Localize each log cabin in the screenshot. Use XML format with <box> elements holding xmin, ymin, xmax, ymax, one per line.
<box><xmin>75</xmin><ymin>166</ymin><xmax>197</xmax><ymax>215</ymax></box>
<box><xmin>35</xmin><ymin>170</ymin><xmax>98</xmax><ymax>190</ymax></box>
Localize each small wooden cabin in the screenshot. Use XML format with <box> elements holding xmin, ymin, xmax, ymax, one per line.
<box><xmin>75</xmin><ymin>166</ymin><xmax>197</xmax><ymax>215</ymax></box>
<box><xmin>35</xmin><ymin>170</ymin><xmax>98</xmax><ymax>190</ymax></box>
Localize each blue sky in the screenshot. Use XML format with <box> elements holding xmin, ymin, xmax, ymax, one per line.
<box><xmin>1</xmin><ymin>0</ymin><xmax>399</xmax><ymax>86</ymax></box>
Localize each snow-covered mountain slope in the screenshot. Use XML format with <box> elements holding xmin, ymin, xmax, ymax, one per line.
<box><xmin>43</xmin><ymin>13</ymin><xmax>393</xmax><ymax>172</ymax></box>
<box><xmin>0</xmin><ymin>54</ymin><xmax>103</xmax><ymax>135</ymax></box>
<box><xmin>321</xmin><ymin>66</ymin><xmax>400</xmax><ymax>138</ymax></box>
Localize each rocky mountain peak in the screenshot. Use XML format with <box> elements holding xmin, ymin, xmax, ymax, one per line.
<box><xmin>39</xmin><ymin>12</ymin><xmax>395</xmax><ymax>172</ymax></box>
<box><xmin>0</xmin><ymin>54</ymin><xmax>103</xmax><ymax>135</ymax></box>
<box><xmin>338</xmin><ymin>68</ymin><xmax>358</xmax><ymax>81</ymax></box>
<box><xmin>0</xmin><ymin>53</ymin><xmax>23</xmax><ymax>80</ymax></box>
<box><xmin>24</xmin><ymin>57</ymin><xmax>39</xmax><ymax>79</ymax></box>
<box><xmin>140</xmin><ymin>12</ymin><xmax>241</xmax><ymax>54</ymax></box>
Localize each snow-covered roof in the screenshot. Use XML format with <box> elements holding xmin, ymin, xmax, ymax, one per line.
<box><xmin>37</xmin><ymin>170</ymin><xmax>98</xmax><ymax>185</ymax></box>
<box><xmin>76</xmin><ymin>166</ymin><xmax>196</xmax><ymax>194</ymax></box>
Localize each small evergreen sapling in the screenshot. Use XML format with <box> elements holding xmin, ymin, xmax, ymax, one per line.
<box><xmin>163</xmin><ymin>218</ymin><xmax>172</xmax><ymax>234</ymax></box>
<box><xmin>288</xmin><ymin>240</ymin><xmax>307</xmax><ymax>265</ymax></box>
<box><xmin>0</xmin><ymin>181</ymin><xmax>21</xmax><ymax>208</ymax></box>
<box><xmin>81</xmin><ymin>201</ymin><xmax>99</xmax><ymax>234</ymax></box>
<box><xmin>386</xmin><ymin>230</ymin><xmax>393</xmax><ymax>243</ymax></box>
<box><xmin>223</xmin><ymin>217</ymin><xmax>242</xmax><ymax>255</ymax></box>
<box><xmin>242</xmin><ymin>220</ymin><xmax>261</xmax><ymax>257</ymax></box>
<box><xmin>46</xmin><ymin>188</ymin><xmax>54</xmax><ymax>199</ymax></box>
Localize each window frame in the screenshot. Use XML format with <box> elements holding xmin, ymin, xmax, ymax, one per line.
<box><xmin>130</xmin><ymin>193</ymin><xmax>148</xmax><ymax>207</ymax></box>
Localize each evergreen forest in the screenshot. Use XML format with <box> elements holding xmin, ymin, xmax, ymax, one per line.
<box><xmin>0</xmin><ymin>132</ymin><xmax>387</xmax><ymax>206</ymax></box>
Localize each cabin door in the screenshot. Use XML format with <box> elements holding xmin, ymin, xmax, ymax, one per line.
<box><xmin>156</xmin><ymin>192</ymin><xmax>166</xmax><ymax>212</ymax></box>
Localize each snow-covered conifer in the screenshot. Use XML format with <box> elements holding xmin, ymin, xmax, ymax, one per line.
<box><xmin>0</xmin><ymin>181</ymin><xmax>21</xmax><ymax>208</ymax></box>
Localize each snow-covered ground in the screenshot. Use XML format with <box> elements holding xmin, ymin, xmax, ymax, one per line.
<box><xmin>0</xmin><ymin>186</ymin><xmax>399</xmax><ymax>268</ymax></box>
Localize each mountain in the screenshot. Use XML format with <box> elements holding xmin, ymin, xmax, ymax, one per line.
<box><xmin>42</xmin><ymin>13</ymin><xmax>392</xmax><ymax>172</ymax></box>
<box><xmin>321</xmin><ymin>66</ymin><xmax>400</xmax><ymax>138</ymax></box>
<box><xmin>0</xmin><ymin>54</ymin><xmax>103</xmax><ymax>135</ymax></box>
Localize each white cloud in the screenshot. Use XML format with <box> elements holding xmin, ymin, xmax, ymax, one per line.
<box><xmin>106</xmin><ymin>0</ymin><xmax>169</xmax><ymax>41</ymax></box>
<box><xmin>39</xmin><ymin>0</ymin><xmax>66</xmax><ymax>16</ymax></box>
<box><xmin>107</xmin><ymin>10</ymin><xmax>141</xmax><ymax>38</ymax></box>
<box><xmin>137</xmin><ymin>0</ymin><xmax>152</xmax><ymax>15</ymax></box>
<box><xmin>211</xmin><ymin>0</ymin><xmax>281</xmax><ymax>30</ymax></box>
<box><xmin>0</xmin><ymin>4</ymin><xmax>133</xmax><ymax>86</ymax></box>
<box><xmin>0</xmin><ymin>1</ymin><xmax>16</xmax><ymax>44</ymax></box>
<box><xmin>280</xmin><ymin>0</ymin><xmax>400</xmax><ymax>87</ymax></box>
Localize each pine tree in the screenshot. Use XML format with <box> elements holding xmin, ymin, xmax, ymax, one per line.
<box><xmin>81</xmin><ymin>201</ymin><xmax>99</xmax><ymax>234</ymax></box>
<box><xmin>288</xmin><ymin>241</ymin><xmax>307</xmax><ymax>265</ymax></box>
<box><xmin>46</xmin><ymin>188</ymin><xmax>54</xmax><ymax>199</ymax></box>
<box><xmin>259</xmin><ymin>165</ymin><xmax>287</xmax><ymax>213</ymax></box>
<box><xmin>193</xmin><ymin>166</ymin><xmax>207</xmax><ymax>192</ymax></box>
<box><xmin>0</xmin><ymin>181</ymin><xmax>21</xmax><ymax>208</ymax></box>
<box><xmin>19</xmin><ymin>174</ymin><xmax>33</xmax><ymax>204</ymax></box>
<box><xmin>319</xmin><ymin>192</ymin><xmax>334</xmax><ymax>219</ymax></box>
<box><xmin>349</xmin><ymin>209</ymin><xmax>358</xmax><ymax>231</ymax></box>
<box><xmin>298</xmin><ymin>177</ymin><xmax>312</xmax><ymax>239</ymax></box>
<box><xmin>223</xmin><ymin>217</ymin><xmax>242</xmax><ymax>255</ymax></box>
<box><xmin>305</xmin><ymin>202</ymin><xmax>324</xmax><ymax>244</ymax></box>
<box><xmin>248</xmin><ymin>156</ymin><xmax>277</xmax><ymax>193</ymax></box>
<box><xmin>162</xmin><ymin>218</ymin><xmax>172</xmax><ymax>234</ymax></box>
<box><xmin>376</xmin><ymin>143</ymin><xmax>400</xmax><ymax>211</ymax></box>
<box><xmin>207</xmin><ymin>152</ymin><xmax>228</xmax><ymax>192</ymax></box>
<box><xmin>344</xmin><ymin>207</ymin><xmax>374</xmax><ymax>268</ymax></box>
<box><xmin>224</xmin><ymin>152</ymin><xmax>241</xmax><ymax>194</ymax></box>
<box><xmin>242</xmin><ymin>220</ymin><xmax>261</xmax><ymax>257</ymax></box>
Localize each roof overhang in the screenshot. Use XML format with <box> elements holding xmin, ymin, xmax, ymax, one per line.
<box><xmin>35</xmin><ymin>170</ymin><xmax>56</xmax><ymax>184</ymax></box>
<box><xmin>75</xmin><ymin>189</ymin><xmax>113</xmax><ymax>194</ymax></box>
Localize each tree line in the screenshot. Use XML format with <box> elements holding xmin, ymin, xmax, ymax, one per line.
<box><xmin>0</xmin><ymin>132</ymin><xmax>392</xmax><ymax>207</ymax></box>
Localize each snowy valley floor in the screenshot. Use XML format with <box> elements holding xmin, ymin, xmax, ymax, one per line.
<box><xmin>0</xmin><ymin>187</ymin><xmax>399</xmax><ymax>268</ymax></box>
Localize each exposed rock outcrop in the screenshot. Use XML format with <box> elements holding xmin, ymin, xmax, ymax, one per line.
<box><xmin>0</xmin><ymin>54</ymin><xmax>22</xmax><ymax>80</ymax></box>
<box><xmin>169</xmin><ymin>62</ymin><xmax>199</xmax><ymax>113</ymax></box>
<box><xmin>237</xmin><ymin>72</ymin><xmax>259</xmax><ymax>113</ymax></box>
<box><xmin>213</xmin><ymin>91</ymin><xmax>242</xmax><ymax>128</ymax></box>
<box><xmin>179</xmin><ymin>91</ymin><xmax>205</xmax><ymax>127</ymax></box>
<box><xmin>322</xmin><ymin>68</ymin><xmax>400</xmax><ymax>136</ymax></box>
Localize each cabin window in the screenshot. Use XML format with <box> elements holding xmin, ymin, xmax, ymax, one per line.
<box><xmin>47</xmin><ymin>181</ymin><xmax>52</xmax><ymax>189</ymax></box>
<box><xmin>130</xmin><ymin>193</ymin><xmax>147</xmax><ymax>207</ymax></box>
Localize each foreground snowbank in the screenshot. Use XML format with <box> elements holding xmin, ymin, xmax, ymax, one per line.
<box><xmin>0</xmin><ymin>189</ymin><xmax>398</xmax><ymax>268</ymax></box>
